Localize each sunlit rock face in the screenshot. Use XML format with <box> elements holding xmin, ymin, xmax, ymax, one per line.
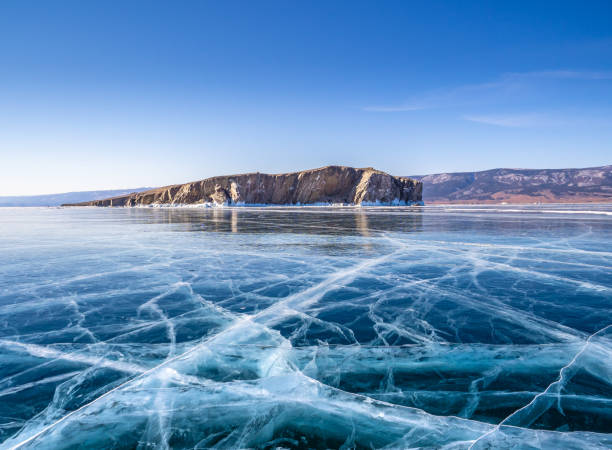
<box><xmin>1</xmin><ymin>205</ymin><xmax>611</xmax><ymax>449</ymax></box>
<box><xmin>63</xmin><ymin>166</ymin><xmax>423</xmax><ymax>207</ymax></box>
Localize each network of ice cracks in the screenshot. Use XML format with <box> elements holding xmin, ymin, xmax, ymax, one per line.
<box><xmin>0</xmin><ymin>205</ymin><xmax>611</xmax><ymax>449</ymax></box>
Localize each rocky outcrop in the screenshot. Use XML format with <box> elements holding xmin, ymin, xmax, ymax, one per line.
<box><xmin>64</xmin><ymin>166</ymin><xmax>422</xmax><ymax>207</ymax></box>
<box><xmin>411</xmin><ymin>166</ymin><xmax>612</xmax><ymax>204</ymax></box>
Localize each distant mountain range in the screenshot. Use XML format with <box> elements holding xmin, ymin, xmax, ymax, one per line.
<box><xmin>0</xmin><ymin>188</ymin><xmax>151</xmax><ymax>207</ymax></box>
<box><xmin>411</xmin><ymin>165</ymin><xmax>612</xmax><ymax>204</ymax></box>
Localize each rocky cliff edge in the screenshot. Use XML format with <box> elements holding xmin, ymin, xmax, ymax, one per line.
<box><xmin>63</xmin><ymin>166</ymin><xmax>423</xmax><ymax>207</ymax></box>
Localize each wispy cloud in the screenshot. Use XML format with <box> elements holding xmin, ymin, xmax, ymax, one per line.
<box><xmin>507</xmin><ymin>70</ymin><xmax>612</xmax><ymax>81</ymax></box>
<box><xmin>364</xmin><ymin>69</ymin><xmax>612</xmax><ymax>113</ymax></box>
<box><xmin>364</xmin><ymin>80</ymin><xmax>506</xmax><ymax>112</ymax></box>
<box><xmin>363</xmin><ymin>104</ymin><xmax>429</xmax><ymax>112</ymax></box>
<box><xmin>462</xmin><ymin>112</ymin><xmax>612</xmax><ymax>128</ymax></box>
<box><xmin>462</xmin><ymin>113</ymin><xmax>557</xmax><ymax>127</ymax></box>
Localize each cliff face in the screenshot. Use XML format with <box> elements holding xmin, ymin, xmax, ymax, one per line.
<box><xmin>65</xmin><ymin>166</ymin><xmax>422</xmax><ymax>207</ymax></box>
<box><xmin>411</xmin><ymin>166</ymin><xmax>612</xmax><ymax>204</ymax></box>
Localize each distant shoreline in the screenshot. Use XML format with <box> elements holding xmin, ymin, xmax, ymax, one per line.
<box><xmin>4</xmin><ymin>202</ymin><xmax>612</xmax><ymax>210</ymax></box>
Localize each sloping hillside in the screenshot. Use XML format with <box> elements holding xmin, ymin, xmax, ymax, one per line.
<box><xmin>411</xmin><ymin>166</ymin><xmax>612</xmax><ymax>204</ymax></box>
<box><xmin>0</xmin><ymin>188</ymin><xmax>151</xmax><ymax>207</ymax></box>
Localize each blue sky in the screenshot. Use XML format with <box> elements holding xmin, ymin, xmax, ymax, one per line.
<box><xmin>1</xmin><ymin>1</ymin><xmax>611</xmax><ymax>195</ymax></box>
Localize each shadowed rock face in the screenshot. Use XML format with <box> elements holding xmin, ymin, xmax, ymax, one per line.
<box><xmin>64</xmin><ymin>166</ymin><xmax>422</xmax><ymax>207</ymax></box>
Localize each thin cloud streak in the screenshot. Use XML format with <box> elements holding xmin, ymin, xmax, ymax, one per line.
<box><xmin>462</xmin><ymin>113</ymin><xmax>556</xmax><ymax>127</ymax></box>
<box><xmin>363</xmin><ymin>80</ymin><xmax>507</xmax><ymax>112</ymax></box>
<box><xmin>509</xmin><ymin>70</ymin><xmax>612</xmax><ymax>80</ymax></box>
<box><xmin>462</xmin><ymin>113</ymin><xmax>612</xmax><ymax>128</ymax></box>
<box><xmin>364</xmin><ymin>69</ymin><xmax>612</xmax><ymax>113</ymax></box>
<box><xmin>363</xmin><ymin>104</ymin><xmax>428</xmax><ymax>112</ymax></box>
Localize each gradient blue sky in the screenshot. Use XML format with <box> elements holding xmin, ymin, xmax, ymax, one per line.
<box><xmin>1</xmin><ymin>1</ymin><xmax>611</xmax><ymax>195</ymax></box>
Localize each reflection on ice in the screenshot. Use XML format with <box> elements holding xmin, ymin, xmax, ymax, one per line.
<box><xmin>0</xmin><ymin>205</ymin><xmax>611</xmax><ymax>448</ymax></box>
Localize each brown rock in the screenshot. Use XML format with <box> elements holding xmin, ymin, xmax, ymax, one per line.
<box><xmin>63</xmin><ymin>166</ymin><xmax>423</xmax><ymax>207</ymax></box>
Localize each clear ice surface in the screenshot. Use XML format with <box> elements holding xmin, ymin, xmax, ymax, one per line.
<box><xmin>0</xmin><ymin>205</ymin><xmax>611</xmax><ymax>449</ymax></box>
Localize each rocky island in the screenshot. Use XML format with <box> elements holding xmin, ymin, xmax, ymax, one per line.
<box><xmin>63</xmin><ymin>166</ymin><xmax>423</xmax><ymax>207</ymax></box>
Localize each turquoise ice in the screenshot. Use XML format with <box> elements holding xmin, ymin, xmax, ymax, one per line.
<box><xmin>0</xmin><ymin>205</ymin><xmax>611</xmax><ymax>448</ymax></box>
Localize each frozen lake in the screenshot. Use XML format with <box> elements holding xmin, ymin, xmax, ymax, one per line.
<box><xmin>1</xmin><ymin>205</ymin><xmax>611</xmax><ymax>448</ymax></box>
